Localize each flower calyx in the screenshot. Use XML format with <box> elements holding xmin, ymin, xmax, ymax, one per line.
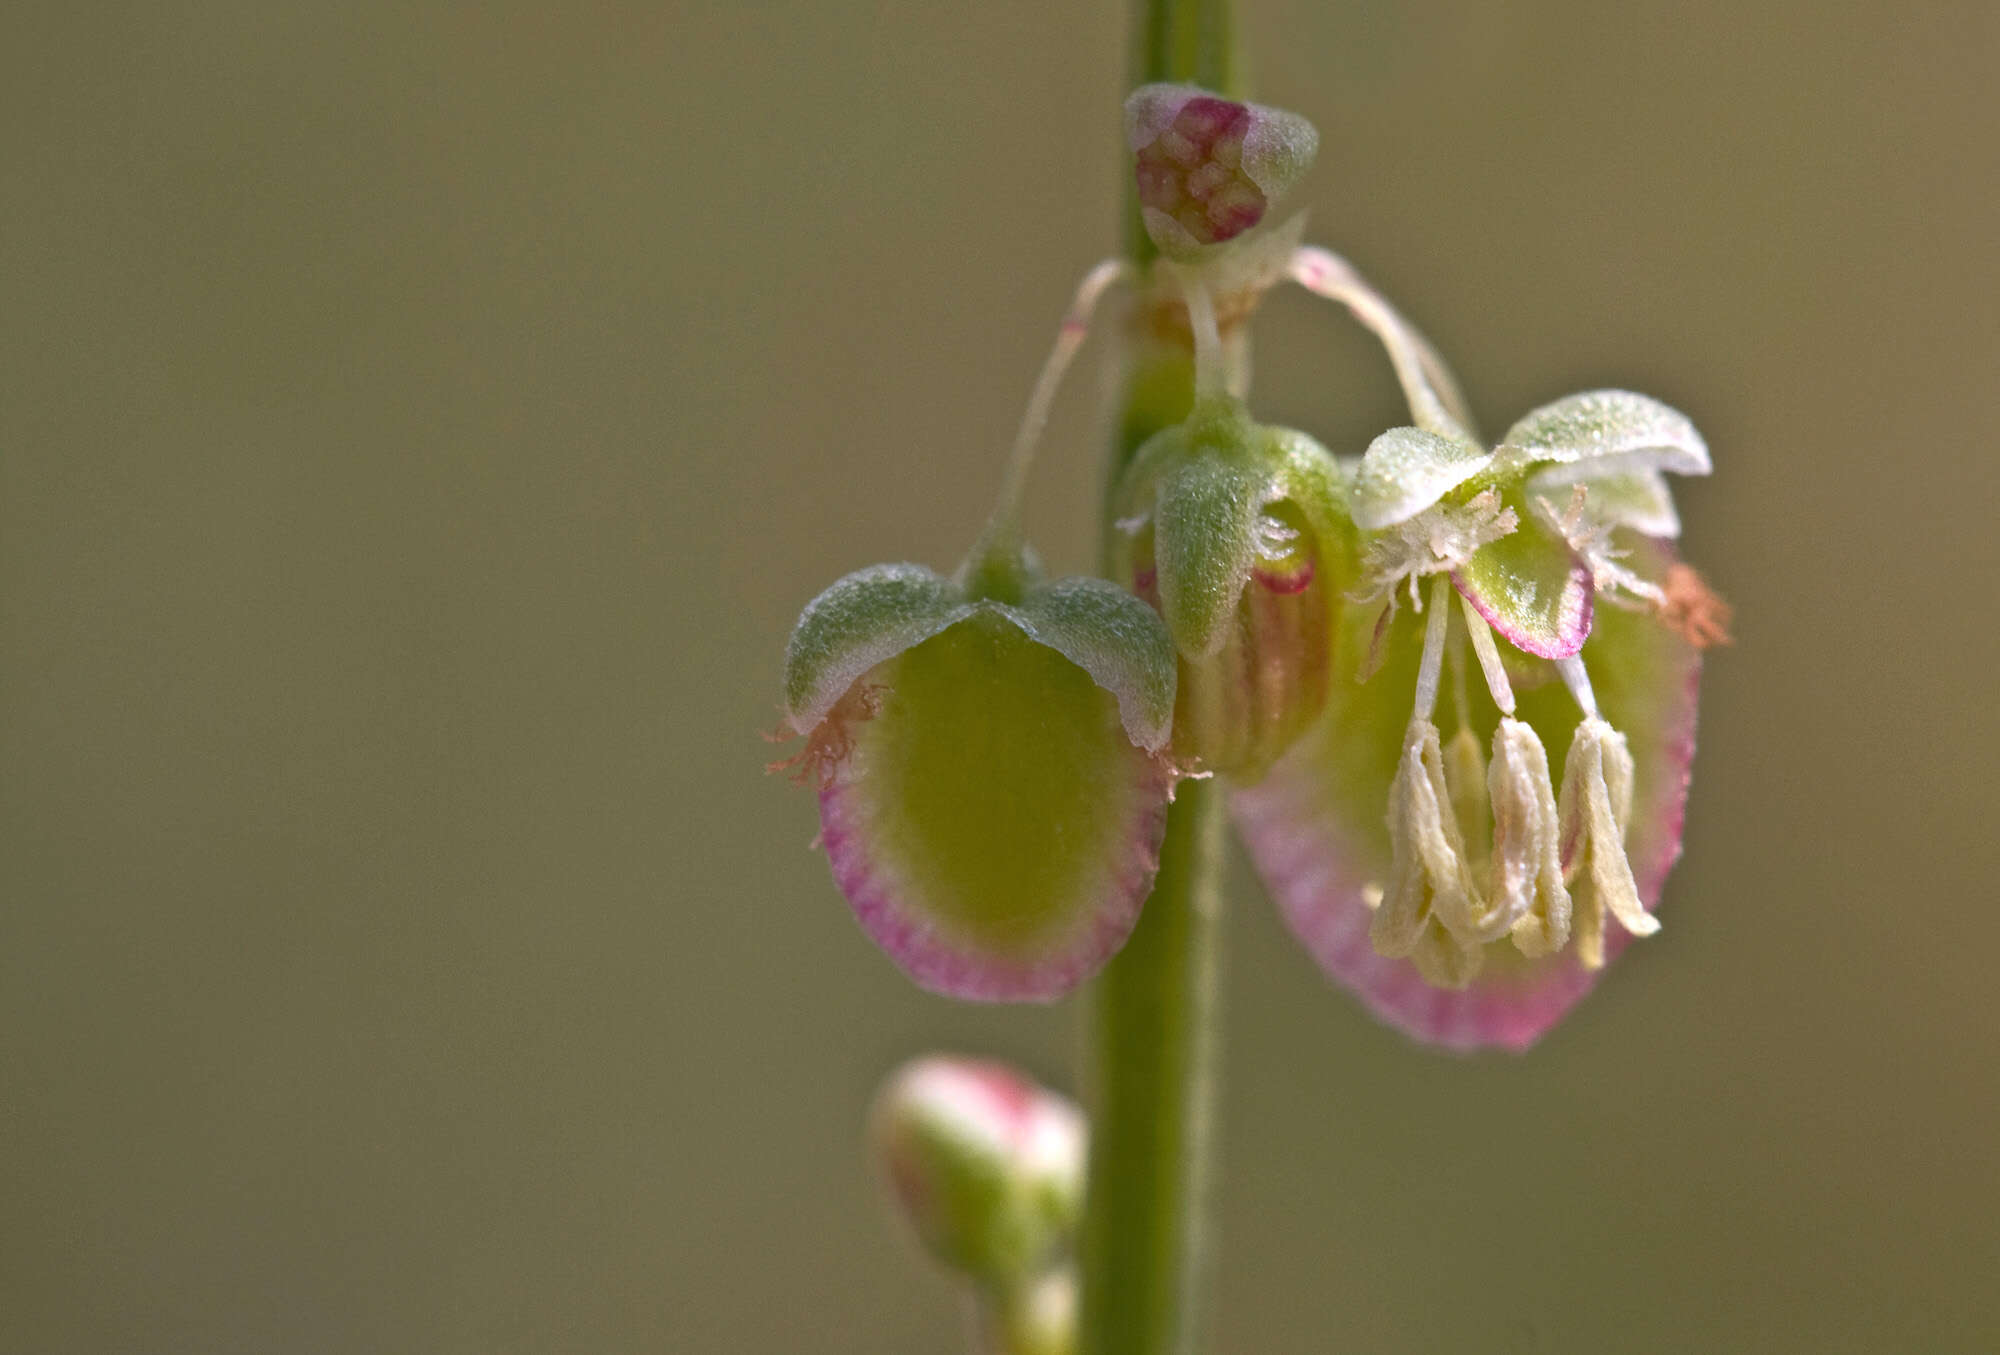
<box><xmin>1110</xmin><ymin>395</ymin><xmax>1348</xmax><ymax>781</ymax></box>
<box><xmin>778</xmin><ymin>539</ymin><xmax>1179</xmax><ymax>1001</ymax></box>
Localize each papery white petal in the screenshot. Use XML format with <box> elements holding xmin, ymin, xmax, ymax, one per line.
<box><xmin>1496</xmin><ymin>390</ymin><xmax>1709</xmax><ymax>478</ymax></box>
<box><xmin>1351</xmin><ymin>427</ymin><xmax>1492</xmax><ymax>530</ymax></box>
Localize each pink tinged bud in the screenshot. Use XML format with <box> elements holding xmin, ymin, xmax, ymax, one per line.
<box><xmin>1230</xmin><ymin>537</ymin><xmax>1701</xmax><ymax>1051</ymax></box>
<box><xmin>1124</xmin><ymin>502</ymin><xmax>1333</xmax><ymax>781</ymax></box>
<box><xmin>1111</xmin><ymin>407</ymin><xmax>1345</xmax><ymax>781</ymax></box>
<box><xmin>869</xmin><ymin>1056</ymin><xmax>1086</xmax><ymax>1284</ymax></box>
<box><xmin>1123</xmin><ymin>85</ymin><xmax>1319</xmax><ymax>260</ymax></box>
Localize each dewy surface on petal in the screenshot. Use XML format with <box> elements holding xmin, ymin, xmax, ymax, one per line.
<box><xmin>1350</xmin><ymin>427</ymin><xmax>1492</xmax><ymax>530</ymax></box>
<box><xmin>1232</xmin><ymin>536</ymin><xmax>1700</xmax><ymax>1050</ymax></box>
<box><xmin>817</xmin><ymin>609</ymin><xmax>1171</xmax><ymax>1002</ymax></box>
<box><xmin>1494</xmin><ymin>389</ymin><xmax>1710</xmax><ymax>478</ymax></box>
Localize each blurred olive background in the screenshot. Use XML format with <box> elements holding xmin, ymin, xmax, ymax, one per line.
<box><xmin>4</xmin><ymin>2</ymin><xmax>1995</xmax><ymax>1351</ymax></box>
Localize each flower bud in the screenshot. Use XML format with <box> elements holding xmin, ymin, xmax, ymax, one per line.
<box><xmin>869</xmin><ymin>1056</ymin><xmax>1085</xmax><ymax>1284</ymax></box>
<box><xmin>1124</xmin><ymin>85</ymin><xmax>1319</xmax><ymax>260</ymax></box>
<box><xmin>1111</xmin><ymin>402</ymin><xmax>1346</xmax><ymax>780</ymax></box>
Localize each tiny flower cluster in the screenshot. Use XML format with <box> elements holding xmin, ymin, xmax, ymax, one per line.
<box><xmin>776</xmin><ymin>85</ymin><xmax>1726</xmax><ymax>1051</ymax></box>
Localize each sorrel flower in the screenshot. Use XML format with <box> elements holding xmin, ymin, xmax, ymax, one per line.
<box><xmin>777</xmin><ymin>82</ymin><xmax>1727</xmax><ymax>1054</ymax></box>
<box><xmin>1233</xmin><ymin>391</ymin><xmax>1727</xmax><ymax>1048</ymax></box>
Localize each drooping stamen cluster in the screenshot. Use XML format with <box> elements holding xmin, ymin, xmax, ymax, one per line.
<box><xmin>1366</xmin><ymin>577</ymin><xmax>1658</xmax><ymax>987</ymax></box>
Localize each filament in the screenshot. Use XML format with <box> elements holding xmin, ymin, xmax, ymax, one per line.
<box><xmin>1457</xmin><ymin>592</ymin><xmax>1517</xmax><ymax>715</ymax></box>
<box><xmin>1556</xmin><ymin>655</ymin><xmax>1599</xmax><ymax>718</ymax></box>
<box><xmin>1411</xmin><ymin>575</ymin><xmax>1452</xmax><ymax>723</ymax></box>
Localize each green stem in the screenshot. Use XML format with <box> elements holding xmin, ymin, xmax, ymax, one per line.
<box><xmin>1078</xmin><ymin>780</ymin><xmax>1225</xmax><ymax>1355</ymax></box>
<box><xmin>1079</xmin><ymin>7</ymin><xmax>1236</xmax><ymax>1352</ymax></box>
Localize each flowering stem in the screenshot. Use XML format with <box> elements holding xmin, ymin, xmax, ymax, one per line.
<box><xmin>1079</xmin><ymin>8</ymin><xmax>1235</xmax><ymax>1351</ymax></box>
<box><xmin>1078</xmin><ymin>778</ymin><xmax>1224</xmax><ymax>1355</ymax></box>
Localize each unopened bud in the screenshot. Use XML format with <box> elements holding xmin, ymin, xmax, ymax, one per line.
<box><xmin>1112</xmin><ymin>405</ymin><xmax>1344</xmax><ymax>780</ymax></box>
<box><xmin>869</xmin><ymin>1056</ymin><xmax>1086</xmax><ymax>1285</ymax></box>
<box><xmin>1124</xmin><ymin>85</ymin><xmax>1318</xmax><ymax>260</ymax></box>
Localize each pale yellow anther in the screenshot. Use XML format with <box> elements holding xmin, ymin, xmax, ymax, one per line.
<box><xmin>1444</xmin><ymin>725</ymin><xmax>1489</xmax><ymax>869</ymax></box>
<box><xmin>1490</xmin><ymin>717</ymin><xmax>1573</xmax><ymax>958</ymax></box>
<box><xmin>1557</xmin><ymin>716</ymin><xmax>1657</xmax><ymax>969</ymax></box>
<box><xmin>1371</xmin><ymin>720</ymin><xmax>1485</xmax><ymax>985</ymax></box>
<box><xmin>1433</xmin><ymin>724</ymin><xmax>1520</xmax><ymax>946</ymax></box>
<box><xmin>1410</xmin><ymin>921</ymin><xmax>1485</xmax><ymax>989</ymax></box>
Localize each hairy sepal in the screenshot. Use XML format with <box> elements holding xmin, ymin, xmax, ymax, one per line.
<box><xmin>1154</xmin><ymin>453</ymin><xmax>1271</xmax><ymax>661</ymax></box>
<box><xmin>1001</xmin><ymin>578</ymin><xmax>1178</xmax><ymax>752</ymax></box>
<box><xmin>784</xmin><ymin>563</ymin><xmax>970</xmax><ymax>733</ymax></box>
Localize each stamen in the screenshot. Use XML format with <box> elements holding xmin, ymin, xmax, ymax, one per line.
<box><xmin>1556</xmin><ymin>655</ymin><xmax>1598</xmax><ymax>719</ymax></box>
<box><xmin>1372</xmin><ymin>718</ymin><xmax>1484</xmax><ymax>986</ymax></box>
<box><xmin>1409</xmin><ymin>927</ymin><xmax>1485</xmax><ymax>989</ymax></box>
<box><xmin>1411</xmin><ymin>575</ymin><xmax>1452</xmax><ymax>723</ymax></box>
<box><xmin>1457</xmin><ymin>590</ymin><xmax>1517</xmax><ymax>715</ymax></box>
<box><xmin>1488</xmin><ymin>718</ymin><xmax>1571</xmax><ymax>957</ymax></box>
<box><xmin>1446</xmin><ymin>611</ymin><xmax>1473</xmax><ymax>730</ymax></box>
<box><xmin>1444</xmin><ymin>725</ymin><xmax>1489</xmax><ymax>871</ymax></box>
<box><xmin>1556</xmin><ymin>717</ymin><xmax>1657</xmax><ymax>969</ymax></box>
